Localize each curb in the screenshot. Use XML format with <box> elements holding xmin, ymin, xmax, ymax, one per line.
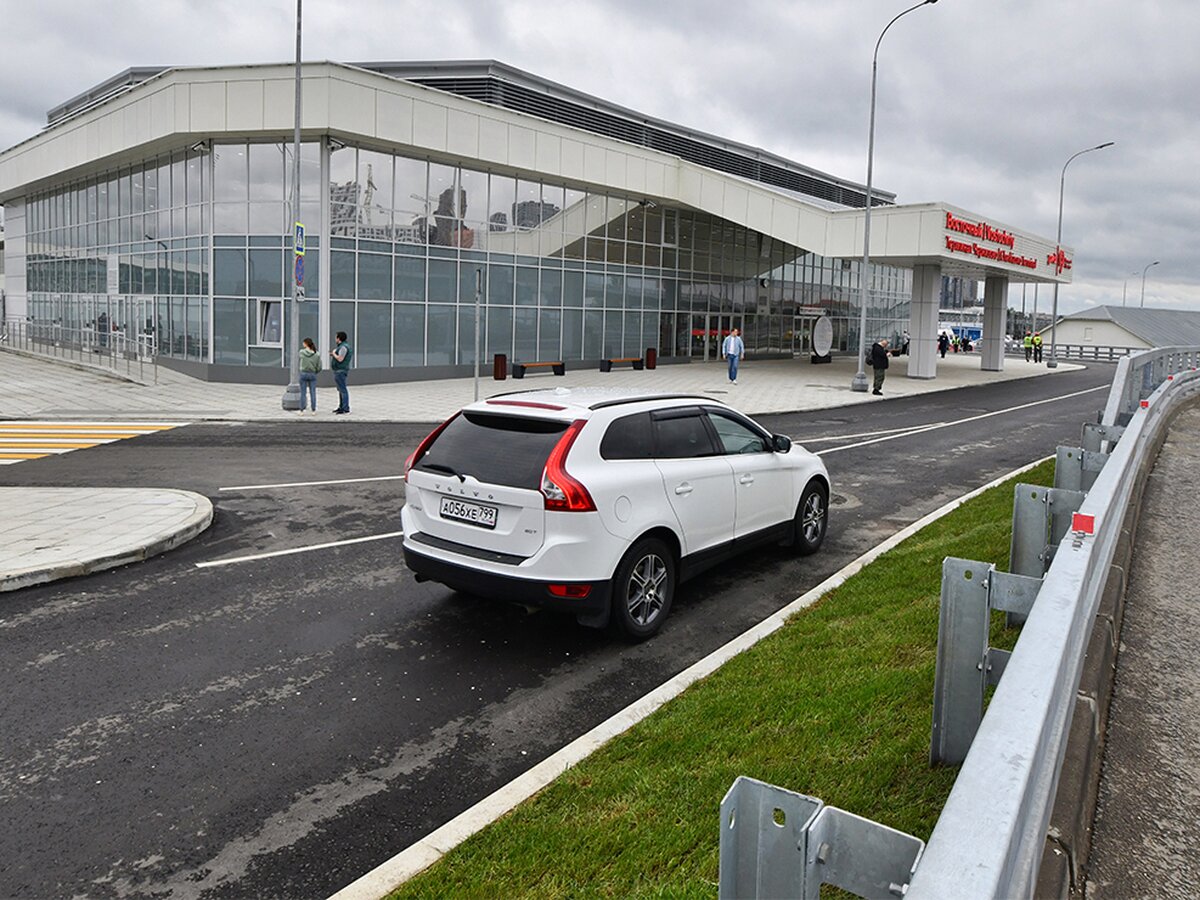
<box><xmin>0</xmin><ymin>490</ymin><xmax>214</xmax><ymax>592</ymax></box>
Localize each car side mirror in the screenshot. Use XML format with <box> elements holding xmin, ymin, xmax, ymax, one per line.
<box><xmin>772</xmin><ymin>434</ymin><xmax>792</xmax><ymax>453</ymax></box>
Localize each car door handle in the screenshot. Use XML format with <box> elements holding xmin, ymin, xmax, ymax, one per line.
<box><xmin>739</xmin><ymin>474</ymin><xmax>755</xmax><ymax>485</ymax></box>
<box><xmin>674</xmin><ymin>483</ymin><xmax>694</xmax><ymax>495</ymax></box>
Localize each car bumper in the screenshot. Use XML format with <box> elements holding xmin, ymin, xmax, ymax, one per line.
<box><xmin>403</xmin><ymin>542</ymin><xmax>612</xmax><ymax>619</ymax></box>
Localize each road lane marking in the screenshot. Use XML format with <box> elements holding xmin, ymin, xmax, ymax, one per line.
<box><xmin>195</xmin><ymin>531</ymin><xmax>405</xmax><ymax>568</ymax></box>
<box><xmin>796</xmin><ymin>423</ymin><xmax>937</xmax><ymax>443</ymax></box>
<box><xmin>816</xmin><ymin>386</ymin><xmax>1108</xmax><ymax>456</ymax></box>
<box><xmin>219</xmin><ymin>474</ymin><xmax>407</xmax><ymax>491</ymax></box>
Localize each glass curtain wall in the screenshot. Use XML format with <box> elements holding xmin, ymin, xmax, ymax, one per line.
<box><xmin>22</xmin><ymin>139</ymin><xmax>912</xmax><ymax>374</ymax></box>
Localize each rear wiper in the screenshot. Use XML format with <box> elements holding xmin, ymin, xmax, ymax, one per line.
<box><xmin>421</xmin><ymin>463</ymin><xmax>466</xmax><ymax>482</ymax></box>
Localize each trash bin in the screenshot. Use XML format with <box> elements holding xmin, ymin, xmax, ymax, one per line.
<box><xmin>646</xmin><ymin>347</ymin><xmax>657</xmax><ymax>369</ymax></box>
<box><xmin>493</xmin><ymin>353</ymin><xmax>507</xmax><ymax>380</ymax></box>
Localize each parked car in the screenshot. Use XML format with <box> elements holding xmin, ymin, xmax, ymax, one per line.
<box><xmin>401</xmin><ymin>389</ymin><xmax>830</xmax><ymax>640</ymax></box>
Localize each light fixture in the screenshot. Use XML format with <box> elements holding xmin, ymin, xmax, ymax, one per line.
<box><xmin>189</xmin><ymin>140</ymin><xmax>210</xmax><ymax>154</ymax></box>
<box><xmin>328</xmin><ymin>136</ymin><xmax>347</xmax><ymax>152</ymax></box>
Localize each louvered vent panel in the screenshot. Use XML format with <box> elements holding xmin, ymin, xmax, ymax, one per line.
<box><xmin>407</xmin><ymin>74</ymin><xmax>877</xmax><ymax>209</ymax></box>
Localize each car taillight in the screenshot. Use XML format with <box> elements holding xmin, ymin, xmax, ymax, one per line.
<box><xmin>404</xmin><ymin>413</ymin><xmax>459</xmax><ymax>481</ymax></box>
<box><xmin>541</xmin><ymin>419</ymin><xmax>595</xmax><ymax>512</ymax></box>
<box><xmin>548</xmin><ymin>583</ymin><xmax>592</xmax><ymax>599</ymax></box>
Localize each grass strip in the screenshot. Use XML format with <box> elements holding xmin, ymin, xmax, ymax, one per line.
<box><xmin>389</xmin><ymin>458</ymin><xmax>1055</xmax><ymax>899</ymax></box>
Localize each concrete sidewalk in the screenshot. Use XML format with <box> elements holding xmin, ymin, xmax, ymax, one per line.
<box><xmin>0</xmin><ymin>487</ymin><xmax>213</xmax><ymax>592</ymax></box>
<box><xmin>0</xmin><ymin>346</ymin><xmax>1080</xmax><ymax>592</ymax></box>
<box><xmin>1</xmin><ymin>346</ymin><xmax>1077</xmax><ymax>423</ymax></box>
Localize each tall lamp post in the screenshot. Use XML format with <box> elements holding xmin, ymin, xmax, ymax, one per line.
<box><xmin>1046</xmin><ymin>141</ymin><xmax>1113</xmax><ymax>368</ymax></box>
<box><xmin>851</xmin><ymin>0</ymin><xmax>939</xmax><ymax>392</ymax></box>
<box><xmin>281</xmin><ymin>0</ymin><xmax>304</xmax><ymax>410</ymax></box>
<box><xmin>1139</xmin><ymin>260</ymin><xmax>1160</xmax><ymax>308</ymax></box>
<box><xmin>1121</xmin><ymin>270</ymin><xmax>1138</xmax><ymax>307</ymax></box>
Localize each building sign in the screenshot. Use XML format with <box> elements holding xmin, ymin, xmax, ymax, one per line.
<box><xmin>943</xmin><ymin>212</ymin><xmax>1038</xmax><ymax>271</ymax></box>
<box><xmin>1047</xmin><ymin>247</ymin><xmax>1072</xmax><ymax>274</ymax></box>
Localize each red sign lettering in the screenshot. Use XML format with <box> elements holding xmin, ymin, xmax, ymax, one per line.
<box><xmin>1047</xmin><ymin>247</ymin><xmax>1072</xmax><ymax>274</ymax></box>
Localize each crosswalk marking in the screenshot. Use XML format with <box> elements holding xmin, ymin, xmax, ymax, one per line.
<box><xmin>0</xmin><ymin>421</ymin><xmax>184</xmax><ymax>465</ymax></box>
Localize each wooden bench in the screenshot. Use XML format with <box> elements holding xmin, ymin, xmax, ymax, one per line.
<box><xmin>599</xmin><ymin>356</ymin><xmax>644</xmax><ymax>373</ymax></box>
<box><xmin>512</xmin><ymin>361</ymin><xmax>566</xmax><ymax>379</ymax></box>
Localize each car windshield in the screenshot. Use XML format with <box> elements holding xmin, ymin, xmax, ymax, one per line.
<box><xmin>416</xmin><ymin>412</ymin><xmax>569</xmax><ymax>489</ymax></box>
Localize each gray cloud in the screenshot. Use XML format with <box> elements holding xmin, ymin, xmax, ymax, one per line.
<box><xmin>2</xmin><ymin>0</ymin><xmax>1196</xmax><ymax>311</ymax></box>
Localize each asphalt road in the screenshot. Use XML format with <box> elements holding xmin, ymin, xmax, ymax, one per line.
<box><xmin>0</xmin><ymin>363</ymin><xmax>1115</xmax><ymax>899</ymax></box>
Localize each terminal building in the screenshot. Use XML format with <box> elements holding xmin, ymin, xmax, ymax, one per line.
<box><xmin>0</xmin><ymin>60</ymin><xmax>1072</xmax><ymax>383</ymax></box>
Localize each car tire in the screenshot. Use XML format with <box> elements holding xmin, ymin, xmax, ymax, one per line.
<box><xmin>793</xmin><ymin>479</ymin><xmax>828</xmax><ymax>555</ymax></box>
<box><xmin>609</xmin><ymin>538</ymin><xmax>675</xmax><ymax>641</ymax></box>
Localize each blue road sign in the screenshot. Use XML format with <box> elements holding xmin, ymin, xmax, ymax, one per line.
<box><xmin>294</xmin><ymin>222</ymin><xmax>306</xmax><ymax>257</ymax></box>
<box><xmin>294</xmin><ymin>254</ymin><xmax>305</xmax><ymax>286</ymax></box>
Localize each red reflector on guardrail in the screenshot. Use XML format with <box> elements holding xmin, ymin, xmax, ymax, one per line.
<box><xmin>1140</xmin><ymin>399</ymin><xmax>1150</xmax><ymax>408</ymax></box>
<box><xmin>1072</xmin><ymin>513</ymin><xmax>1095</xmax><ymax>534</ymax></box>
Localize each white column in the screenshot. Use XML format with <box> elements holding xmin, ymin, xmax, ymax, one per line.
<box><xmin>2</xmin><ymin>197</ymin><xmax>28</xmax><ymax>318</ymax></box>
<box><xmin>981</xmin><ymin>275</ymin><xmax>1008</xmax><ymax>372</ymax></box>
<box><xmin>908</xmin><ymin>264</ymin><xmax>941</xmax><ymax>379</ymax></box>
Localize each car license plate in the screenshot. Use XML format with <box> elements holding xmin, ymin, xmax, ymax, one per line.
<box><xmin>439</xmin><ymin>496</ymin><xmax>498</xmax><ymax>529</ymax></box>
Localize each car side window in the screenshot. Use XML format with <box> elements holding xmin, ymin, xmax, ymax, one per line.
<box><xmin>706</xmin><ymin>411</ymin><xmax>768</xmax><ymax>454</ymax></box>
<box><xmin>600</xmin><ymin>412</ymin><xmax>654</xmax><ymax>460</ymax></box>
<box><xmin>654</xmin><ymin>412</ymin><xmax>717</xmax><ymax>459</ymax></box>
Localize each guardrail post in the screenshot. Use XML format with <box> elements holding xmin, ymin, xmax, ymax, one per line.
<box><xmin>931</xmin><ymin>558</ymin><xmax>1042</xmax><ymax>765</ymax></box>
<box><xmin>1081</xmin><ymin>422</ymin><xmax>1124</xmax><ymax>453</ymax></box>
<box><xmin>1010</xmin><ymin>484</ymin><xmax>1086</xmax><ymax>579</ymax></box>
<box><xmin>718</xmin><ymin>777</ymin><xmax>924</xmax><ymax>899</ymax></box>
<box><xmin>1054</xmin><ymin>446</ymin><xmax>1108</xmax><ymax>493</ymax></box>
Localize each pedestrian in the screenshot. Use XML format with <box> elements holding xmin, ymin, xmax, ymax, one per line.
<box><xmin>330</xmin><ymin>330</ymin><xmax>353</xmax><ymax>414</ymax></box>
<box><xmin>901</xmin><ymin>329</ymin><xmax>910</xmax><ymax>355</ymax></box>
<box><xmin>1023</xmin><ymin>331</ymin><xmax>1033</xmax><ymax>362</ymax></box>
<box><xmin>938</xmin><ymin>332</ymin><xmax>950</xmax><ymax>358</ymax></box>
<box><xmin>298</xmin><ymin>337</ymin><xmax>320</xmax><ymax>414</ymax></box>
<box><xmin>1032</xmin><ymin>331</ymin><xmax>1043</xmax><ymax>363</ymax></box>
<box><xmin>869</xmin><ymin>337</ymin><xmax>890</xmax><ymax>396</ymax></box>
<box><xmin>721</xmin><ymin>327</ymin><xmax>745</xmax><ymax>384</ymax></box>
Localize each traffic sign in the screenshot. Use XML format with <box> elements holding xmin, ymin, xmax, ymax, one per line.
<box><xmin>294</xmin><ymin>222</ymin><xmax>306</xmax><ymax>257</ymax></box>
<box><xmin>294</xmin><ymin>254</ymin><xmax>305</xmax><ymax>286</ymax></box>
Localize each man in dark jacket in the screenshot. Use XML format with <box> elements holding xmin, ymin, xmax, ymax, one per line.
<box><xmin>869</xmin><ymin>338</ymin><xmax>890</xmax><ymax>396</ymax></box>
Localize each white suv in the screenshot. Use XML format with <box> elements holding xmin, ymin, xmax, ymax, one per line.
<box><xmin>401</xmin><ymin>389</ymin><xmax>829</xmax><ymax>640</ymax></box>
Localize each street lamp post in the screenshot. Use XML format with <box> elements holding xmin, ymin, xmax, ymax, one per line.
<box><xmin>1121</xmin><ymin>271</ymin><xmax>1138</xmax><ymax>307</ymax></box>
<box><xmin>1140</xmin><ymin>260</ymin><xmax>1160</xmax><ymax>308</ymax></box>
<box><xmin>851</xmin><ymin>0</ymin><xmax>939</xmax><ymax>393</ymax></box>
<box><xmin>281</xmin><ymin>0</ymin><xmax>304</xmax><ymax>410</ymax></box>
<box><xmin>1047</xmin><ymin>141</ymin><xmax>1113</xmax><ymax>368</ymax></box>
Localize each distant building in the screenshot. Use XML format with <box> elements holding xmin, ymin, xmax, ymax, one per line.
<box><xmin>1042</xmin><ymin>306</ymin><xmax>1200</xmax><ymax>351</ymax></box>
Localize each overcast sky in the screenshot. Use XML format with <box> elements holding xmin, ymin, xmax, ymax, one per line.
<box><xmin>2</xmin><ymin>0</ymin><xmax>1196</xmax><ymax>314</ymax></box>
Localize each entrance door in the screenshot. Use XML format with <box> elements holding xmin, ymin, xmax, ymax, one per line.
<box><xmin>692</xmin><ymin>314</ymin><xmax>736</xmax><ymax>361</ymax></box>
<box><xmin>792</xmin><ymin>317</ymin><xmax>815</xmax><ymax>356</ymax></box>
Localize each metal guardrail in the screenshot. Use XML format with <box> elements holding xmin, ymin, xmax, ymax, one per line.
<box><xmin>910</xmin><ymin>346</ymin><xmax>1200</xmax><ymax>898</ymax></box>
<box><xmin>720</xmin><ymin>345</ymin><xmax>1200</xmax><ymax>899</ymax></box>
<box><xmin>1</xmin><ymin>317</ymin><xmax>158</xmax><ymax>384</ymax></box>
<box><xmin>1050</xmin><ymin>343</ymin><xmax>1140</xmax><ymax>363</ymax></box>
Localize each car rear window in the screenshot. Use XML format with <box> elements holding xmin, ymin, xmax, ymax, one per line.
<box><xmin>416</xmin><ymin>412</ymin><xmax>568</xmax><ymax>489</ymax></box>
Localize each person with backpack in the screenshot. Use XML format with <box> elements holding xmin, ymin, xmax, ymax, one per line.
<box><xmin>330</xmin><ymin>331</ymin><xmax>354</xmax><ymax>415</ymax></box>
<box><xmin>869</xmin><ymin>337</ymin><xmax>890</xmax><ymax>396</ymax></box>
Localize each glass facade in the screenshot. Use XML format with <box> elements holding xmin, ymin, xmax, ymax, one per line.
<box><xmin>21</xmin><ymin>139</ymin><xmax>912</xmax><ymax>376</ymax></box>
